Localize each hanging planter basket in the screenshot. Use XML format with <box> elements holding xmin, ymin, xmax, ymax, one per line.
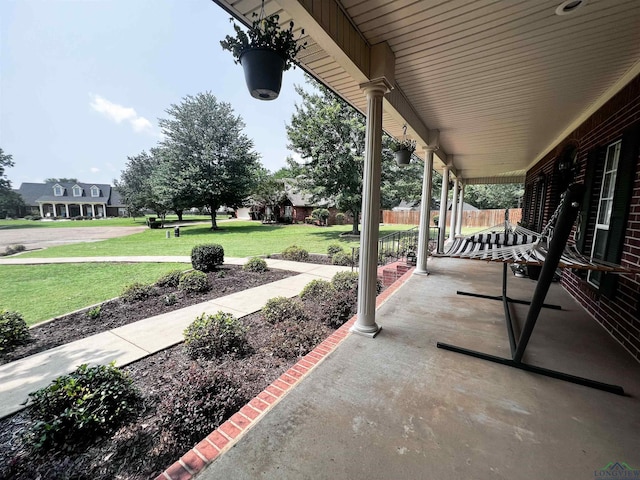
<box><xmin>395</xmin><ymin>148</ymin><xmax>412</xmax><ymax>166</ymax></box>
<box><xmin>239</xmin><ymin>48</ymin><xmax>286</xmax><ymax>100</ymax></box>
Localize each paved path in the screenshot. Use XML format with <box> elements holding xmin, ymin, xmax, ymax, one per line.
<box><xmin>0</xmin><ymin>258</ymin><xmax>352</xmax><ymax>419</ymax></box>
<box><xmin>0</xmin><ymin>225</ymin><xmax>147</xmax><ymax>251</ymax></box>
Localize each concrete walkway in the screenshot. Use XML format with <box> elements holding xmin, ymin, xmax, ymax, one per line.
<box><xmin>0</xmin><ymin>258</ymin><xmax>352</xmax><ymax>419</ymax></box>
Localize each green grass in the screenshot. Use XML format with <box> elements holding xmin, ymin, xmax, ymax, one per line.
<box><xmin>0</xmin><ymin>263</ymin><xmax>187</xmax><ymax>326</ymax></box>
<box><xmin>0</xmin><ymin>214</ymin><xmax>223</xmax><ymax>230</ymax></box>
<box><xmin>19</xmin><ymin>222</ymin><xmax>416</xmax><ymax>258</ymax></box>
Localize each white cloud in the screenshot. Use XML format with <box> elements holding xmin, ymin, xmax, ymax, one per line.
<box><xmin>89</xmin><ymin>94</ymin><xmax>154</xmax><ymax>134</ymax></box>
<box><xmin>90</xmin><ymin>167</ymin><xmax>100</xmax><ymax>173</ymax></box>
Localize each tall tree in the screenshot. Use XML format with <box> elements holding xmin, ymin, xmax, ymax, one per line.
<box><xmin>464</xmin><ymin>183</ymin><xmax>524</xmax><ymax>209</ymax></box>
<box><xmin>286</xmin><ymin>82</ymin><xmax>366</xmax><ymax>234</ymax></box>
<box><xmin>114</xmin><ymin>151</ymin><xmax>168</xmax><ymax>218</ymax></box>
<box><xmin>252</xmin><ymin>168</ymin><xmax>288</xmax><ymax>221</ymax></box>
<box><xmin>0</xmin><ymin>148</ymin><xmax>24</xmax><ymax>217</ymax></box>
<box><xmin>44</xmin><ymin>178</ymin><xmax>79</xmax><ymax>184</ymax></box>
<box><xmin>158</xmin><ymin>92</ymin><xmax>261</xmax><ymax>230</ymax></box>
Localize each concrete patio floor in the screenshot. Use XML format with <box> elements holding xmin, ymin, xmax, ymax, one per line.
<box><xmin>196</xmin><ymin>256</ymin><xmax>640</xmax><ymax>480</ymax></box>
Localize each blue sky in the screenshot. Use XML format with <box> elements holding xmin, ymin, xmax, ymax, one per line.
<box><xmin>0</xmin><ymin>0</ymin><xmax>308</xmax><ymax>187</ymax></box>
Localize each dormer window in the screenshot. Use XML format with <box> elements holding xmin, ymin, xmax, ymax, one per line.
<box><xmin>90</xmin><ymin>186</ymin><xmax>100</xmax><ymax>198</ymax></box>
<box><xmin>72</xmin><ymin>185</ymin><xmax>83</xmax><ymax>197</ymax></box>
<box><xmin>53</xmin><ymin>184</ymin><xmax>64</xmax><ymax>196</ymax></box>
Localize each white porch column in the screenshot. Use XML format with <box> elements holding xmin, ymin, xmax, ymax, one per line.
<box><xmin>38</xmin><ymin>204</ymin><xmax>44</xmax><ymax>217</ymax></box>
<box><xmin>351</xmin><ymin>79</ymin><xmax>389</xmax><ymax>337</ymax></box>
<box><xmin>456</xmin><ymin>182</ymin><xmax>465</xmax><ymax>235</ymax></box>
<box><xmin>65</xmin><ymin>204</ymin><xmax>70</xmax><ymax>218</ymax></box>
<box><xmin>437</xmin><ymin>166</ymin><xmax>450</xmax><ymax>253</ymax></box>
<box><xmin>415</xmin><ymin>147</ymin><xmax>434</xmax><ymax>275</ymax></box>
<box><xmin>91</xmin><ymin>204</ymin><xmax>96</xmax><ymax>217</ymax></box>
<box><xmin>79</xmin><ymin>204</ymin><xmax>84</xmax><ymax>216</ymax></box>
<box><xmin>103</xmin><ymin>203</ymin><xmax>107</xmax><ymax>217</ymax></box>
<box><xmin>449</xmin><ymin>178</ymin><xmax>459</xmax><ymax>241</ymax></box>
<box><xmin>52</xmin><ymin>204</ymin><xmax>57</xmax><ymax>217</ymax></box>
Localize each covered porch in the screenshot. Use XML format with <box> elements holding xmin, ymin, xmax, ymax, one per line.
<box><xmin>194</xmin><ymin>256</ymin><xmax>640</xmax><ymax>479</ymax></box>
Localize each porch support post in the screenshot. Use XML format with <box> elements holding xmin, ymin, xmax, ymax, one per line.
<box><xmin>91</xmin><ymin>204</ymin><xmax>96</xmax><ymax>217</ymax></box>
<box><xmin>351</xmin><ymin>79</ymin><xmax>390</xmax><ymax>337</ymax></box>
<box><xmin>415</xmin><ymin>147</ymin><xmax>434</xmax><ymax>275</ymax></box>
<box><xmin>79</xmin><ymin>204</ymin><xmax>84</xmax><ymax>216</ymax></box>
<box><xmin>65</xmin><ymin>204</ymin><xmax>70</xmax><ymax>218</ymax></box>
<box><xmin>456</xmin><ymin>182</ymin><xmax>465</xmax><ymax>235</ymax></box>
<box><xmin>52</xmin><ymin>204</ymin><xmax>57</xmax><ymax>217</ymax></box>
<box><xmin>38</xmin><ymin>204</ymin><xmax>44</xmax><ymax>217</ymax></box>
<box><xmin>437</xmin><ymin>166</ymin><xmax>450</xmax><ymax>253</ymax></box>
<box><xmin>449</xmin><ymin>178</ymin><xmax>459</xmax><ymax>241</ymax></box>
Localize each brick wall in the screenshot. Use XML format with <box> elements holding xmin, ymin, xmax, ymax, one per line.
<box><xmin>524</xmin><ymin>73</ymin><xmax>640</xmax><ymax>362</ymax></box>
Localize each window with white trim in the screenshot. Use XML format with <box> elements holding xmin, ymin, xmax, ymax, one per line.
<box><xmin>587</xmin><ymin>140</ymin><xmax>620</xmax><ymax>288</ymax></box>
<box><xmin>72</xmin><ymin>185</ymin><xmax>83</xmax><ymax>197</ymax></box>
<box><xmin>90</xmin><ymin>186</ymin><xmax>100</xmax><ymax>197</ymax></box>
<box><xmin>53</xmin><ymin>184</ymin><xmax>64</xmax><ymax>196</ymax></box>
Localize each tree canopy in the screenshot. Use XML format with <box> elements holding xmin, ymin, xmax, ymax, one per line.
<box><xmin>44</xmin><ymin>178</ymin><xmax>79</xmax><ymax>184</ymax></box>
<box><xmin>0</xmin><ymin>148</ymin><xmax>24</xmax><ymax>217</ymax></box>
<box><xmin>115</xmin><ymin>93</ymin><xmax>261</xmax><ymax>228</ymax></box>
<box><xmin>464</xmin><ymin>183</ymin><xmax>524</xmax><ymax>209</ymax></box>
<box><xmin>157</xmin><ymin>93</ymin><xmax>261</xmax><ymax>229</ymax></box>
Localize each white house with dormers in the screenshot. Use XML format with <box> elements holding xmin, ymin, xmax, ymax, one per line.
<box><xmin>15</xmin><ymin>181</ymin><xmax>126</xmax><ymax>218</ymax></box>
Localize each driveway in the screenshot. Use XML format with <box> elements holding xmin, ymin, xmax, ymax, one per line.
<box><xmin>0</xmin><ymin>226</ymin><xmax>146</xmax><ymax>251</ymax></box>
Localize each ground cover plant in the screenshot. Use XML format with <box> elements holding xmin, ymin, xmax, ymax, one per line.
<box><xmin>0</xmin><ymin>268</ymin><xmax>366</xmax><ymax>479</ymax></box>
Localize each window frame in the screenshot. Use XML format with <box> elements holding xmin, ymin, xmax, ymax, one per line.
<box><xmin>53</xmin><ymin>184</ymin><xmax>64</xmax><ymax>197</ymax></box>
<box><xmin>587</xmin><ymin>140</ymin><xmax>621</xmax><ymax>288</ymax></box>
<box><xmin>72</xmin><ymin>185</ymin><xmax>83</xmax><ymax>197</ymax></box>
<box><xmin>90</xmin><ymin>186</ymin><xmax>100</xmax><ymax>198</ymax></box>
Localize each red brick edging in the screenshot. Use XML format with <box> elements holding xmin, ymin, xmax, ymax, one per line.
<box><xmin>156</xmin><ymin>266</ymin><xmax>415</xmax><ymax>480</ymax></box>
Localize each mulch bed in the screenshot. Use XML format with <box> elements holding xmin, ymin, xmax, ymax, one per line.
<box><xmin>0</xmin><ymin>265</ymin><xmax>293</xmax><ymax>365</ymax></box>
<box><xmin>0</xmin><ymin>263</ymin><xmax>359</xmax><ymax>480</ymax></box>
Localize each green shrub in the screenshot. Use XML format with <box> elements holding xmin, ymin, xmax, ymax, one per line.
<box><xmin>331</xmin><ymin>251</ymin><xmax>352</xmax><ymax>266</ymax></box>
<box><xmin>282</xmin><ymin>245</ymin><xmax>309</xmax><ymax>262</ymax></box>
<box><xmin>307</xmin><ymin>289</ymin><xmax>357</xmax><ymax>328</ymax></box>
<box><xmin>327</xmin><ymin>243</ymin><xmax>344</xmax><ymax>257</ymax></box>
<box><xmin>183</xmin><ymin>311</ymin><xmax>250</xmax><ymax>360</ymax></box>
<box><xmin>331</xmin><ymin>271</ymin><xmax>359</xmax><ymax>291</ymax></box>
<box><xmin>120</xmin><ymin>282</ymin><xmax>157</xmax><ymax>303</ymax></box>
<box><xmin>191</xmin><ymin>244</ymin><xmax>224</xmax><ymax>272</ymax></box>
<box><xmin>178</xmin><ymin>270</ymin><xmax>210</xmax><ymax>294</ymax></box>
<box><xmin>265</xmin><ymin>320</ymin><xmax>328</xmax><ymax>359</ymax></box>
<box><xmin>0</xmin><ymin>310</ymin><xmax>30</xmax><ymax>353</ymax></box>
<box><xmin>311</xmin><ymin>208</ymin><xmax>330</xmax><ymax>225</ymax></box>
<box><xmin>164</xmin><ymin>293</ymin><xmax>177</xmax><ymax>306</ymax></box>
<box><xmin>24</xmin><ymin>215</ymin><xmax>42</xmax><ymax>221</ymax></box>
<box><xmin>156</xmin><ymin>365</ymin><xmax>247</xmax><ymax>449</ymax></box>
<box><xmin>300</xmin><ymin>279</ymin><xmax>335</xmax><ymax>302</ymax></box>
<box><xmin>261</xmin><ymin>296</ymin><xmax>308</xmax><ymax>324</ymax></box>
<box><xmin>335</xmin><ymin>212</ymin><xmax>345</xmax><ymax>225</ymax></box>
<box><xmin>156</xmin><ymin>269</ymin><xmax>185</xmax><ymax>287</ymax></box>
<box><xmin>2</xmin><ymin>244</ymin><xmax>26</xmax><ymax>256</ymax></box>
<box><xmin>86</xmin><ymin>305</ymin><xmax>101</xmax><ymax>320</ymax></box>
<box><xmin>243</xmin><ymin>256</ymin><xmax>268</xmax><ymax>272</ymax></box>
<box><xmin>26</xmin><ymin>363</ymin><xmax>142</xmax><ymax>451</ymax></box>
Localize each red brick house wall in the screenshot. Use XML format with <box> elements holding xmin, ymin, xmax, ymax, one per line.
<box><xmin>524</xmin><ymin>74</ymin><xmax>640</xmax><ymax>362</ymax></box>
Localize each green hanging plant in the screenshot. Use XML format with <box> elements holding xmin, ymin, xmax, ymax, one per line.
<box><xmin>220</xmin><ymin>12</ymin><xmax>306</xmax><ymax>71</ymax></box>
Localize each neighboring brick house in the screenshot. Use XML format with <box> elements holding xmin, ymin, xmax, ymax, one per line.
<box><xmin>16</xmin><ymin>182</ymin><xmax>127</xmax><ymax>218</ymax></box>
<box><xmin>522</xmin><ymin>73</ymin><xmax>640</xmax><ymax>361</ymax></box>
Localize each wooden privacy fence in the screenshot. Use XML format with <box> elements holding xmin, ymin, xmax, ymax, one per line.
<box><xmin>382</xmin><ymin>208</ymin><xmax>522</xmax><ymax>228</ymax></box>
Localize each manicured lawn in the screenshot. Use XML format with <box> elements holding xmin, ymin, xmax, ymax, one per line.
<box><xmin>19</xmin><ymin>222</ymin><xmax>417</xmax><ymax>258</ymax></box>
<box><xmin>0</xmin><ymin>214</ymin><xmax>222</xmax><ymax>230</ymax></box>
<box><xmin>0</xmin><ymin>263</ymin><xmax>187</xmax><ymax>325</ymax></box>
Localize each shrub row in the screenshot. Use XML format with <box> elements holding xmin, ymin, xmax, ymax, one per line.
<box><xmin>0</xmin><ymin>310</ymin><xmax>30</xmax><ymax>353</ymax></box>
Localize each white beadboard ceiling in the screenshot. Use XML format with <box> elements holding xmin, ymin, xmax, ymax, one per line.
<box><xmin>213</xmin><ymin>0</ymin><xmax>640</xmax><ymax>182</ymax></box>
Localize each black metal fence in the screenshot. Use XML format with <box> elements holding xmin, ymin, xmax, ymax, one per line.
<box><xmin>376</xmin><ymin>226</ymin><xmax>439</xmax><ymax>265</ymax></box>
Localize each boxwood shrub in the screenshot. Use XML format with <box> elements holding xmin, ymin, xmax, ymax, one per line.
<box><xmin>261</xmin><ymin>296</ymin><xmax>308</xmax><ymax>324</ymax></box>
<box><xmin>281</xmin><ymin>245</ymin><xmax>309</xmax><ymax>262</ymax></box>
<box><xmin>243</xmin><ymin>256</ymin><xmax>268</xmax><ymax>273</ymax></box>
<box><xmin>120</xmin><ymin>282</ymin><xmax>157</xmax><ymax>303</ymax></box>
<box><xmin>183</xmin><ymin>311</ymin><xmax>250</xmax><ymax>359</ymax></box>
<box><xmin>178</xmin><ymin>270</ymin><xmax>210</xmax><ymax>294</ymax></box>
<box><xmin>299</xmin><ymin>279</ymin><xmax>335</xmax><ymax>302</ymax></box>
<box><xmin>156</xmin><ymin>269</ymin><xmax>185</xmax><ymax>287</ymax></box>
<box><xmin>191</xmin><ymin>244</ymin><xmax>224</xmax><ymax>272</ymax></box>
